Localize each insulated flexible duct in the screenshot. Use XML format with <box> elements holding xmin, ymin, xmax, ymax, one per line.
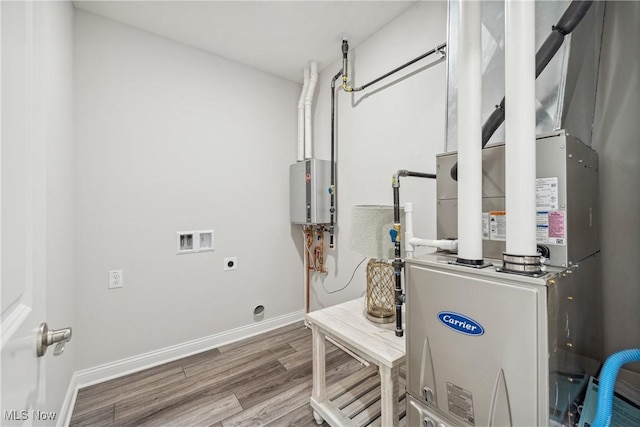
<box><xmin>450</xmin><ymin>0</ymin><xmax>594</xmax><ymax>181</ymax></box>
<box><xmin>592</xmin><ymin>348</ymin><xmax>640</xmax><ymax>427</ymax></box>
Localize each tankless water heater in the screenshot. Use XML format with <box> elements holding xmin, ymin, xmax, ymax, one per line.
<box><xmin>289</xmin><ymin>159</ymin><xmax>331</xmax><ymax>225</ymax></box>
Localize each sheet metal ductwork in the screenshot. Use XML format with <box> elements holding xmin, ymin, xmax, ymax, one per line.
<box><xmin>445</xmin><ymin>0</ymin><xmax>605</xmax><ymax>153</ymax></box>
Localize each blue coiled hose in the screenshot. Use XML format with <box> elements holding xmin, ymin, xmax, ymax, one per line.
<box><xmin>592</xmin><ymin>348</ymin><xmax>640</xmax><ymax>427</ymax></box>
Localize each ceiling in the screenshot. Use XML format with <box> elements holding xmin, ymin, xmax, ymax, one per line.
<box><xmin>73</xmin><ymin>1</ymin><xmax>418</xmax><ymax>83</ymax></box>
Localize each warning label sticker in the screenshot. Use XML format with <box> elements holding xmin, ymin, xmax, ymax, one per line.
<box><xmin>447</xmin><ymin>382</ymin><xmax>475</xmax><ymax>425</ymax></box>
<box><xmin>548</xmin><ymin>211</ymin><xmax>566</xmax><ymax>244</ymax></box>
<box><xmin>536</xmin><ymin>211</ymin><xmax>566</xmax><ymax>245</ymax></box>
<box><xmin>536</xmin><ymin>177</ymin><xmax>559</xmax><ymax>211</ymax></box>
<box><xmin>489</xmin><ymin>211</ymin><xmax>506</xmax><ymax>241</ymax></box>
<box><xmin>536</xmin><ymin>212</ymin><xmax>549</xmax><ymax>243</ymax></box>
<box><xmin>482</xmin><ymin>213</ymin><xmax>490</xmax><ymax>240</ymax></box>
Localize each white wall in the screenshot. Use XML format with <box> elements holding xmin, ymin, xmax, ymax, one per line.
<box><xmin>74</xmin><ymin>11</ymin><xmax>302</xmax><ymax>370</ymax></box>
<box><xmin>309</xmin><ymin>2</ymin><xmax>448</xmax><ymax>310</ymax></box>
<box><xmin>592</xmin><ymin>1</ymin><xmax>640</xmax><ymax>367</ymax></box>
<box><xmin>33</xmin><ymin>0</ymin><xmax>76</xmax><ymax>415</ymax></box>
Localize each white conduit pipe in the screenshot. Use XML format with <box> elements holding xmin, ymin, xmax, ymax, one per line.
<box><xmin>505</xmin><ymin>0</ymin><xmax>537</xmax><ymax>256</ymax></box>
<box><xmin>304</xmin><ymin>61</ymin><xmax>318</xmax><ymax>160</ymax></box>
<box><xmin>405</xmin><ymin>202</ymin><xmax>416</xmax><ymax>258</ymax></box>
<box><xmin>404</xmin><ymin>203</ymin><xmax>458</xmax><ymax>258</ymax></box>
<box><xmin>456</xmin><ymin>0</ymin><xmax>483</xmax><ymax>262</ymax></box>
<box><xmin>297</xmin><ymin>68</ymin><xmax>310</xmax><ymax>162</ymax></box>
<box><xmin>409</xmin><ymin>238</ymin><xmax>458</xmax><ymax>253</ymax></box>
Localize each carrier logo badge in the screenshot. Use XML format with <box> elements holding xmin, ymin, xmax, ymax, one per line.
<box><xmin>438</xmin><ymin>311</ymin><xmax>484</xmax><ymax>336</ymax></box>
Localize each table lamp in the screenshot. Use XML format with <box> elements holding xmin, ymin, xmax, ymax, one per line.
<box><xmin>350</xmin><ymin>205</ymin><xmax>404</xmax><ymax>324</ymax></box>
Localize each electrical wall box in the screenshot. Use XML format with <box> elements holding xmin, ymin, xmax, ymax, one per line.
<box><xmin>198</xmin><ymin>230</ymin><xmax>214</xmax><ymax>252</ymax></box>
<box><xmin>290</xmin><ymin>159</ymin><xmax>331</xmax><ymax>225</ymax></box>
<box><xmin>177</xmin><ymin>231</ymin><xmax>196</xmax><ymax>254</ymax></box>
<box><xmin>177</xmin><ymin>230</ymin><xmax>214</xmax><ymax>254</ymax></box>
<box><xmin>436</xmin><ymin>130</ymin><xmax>599</xmax><ymax>267</ymax></box>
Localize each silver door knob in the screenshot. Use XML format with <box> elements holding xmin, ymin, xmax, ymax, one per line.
<box><xmin>37</xmin><ymin>323</ymin><xmax>72</xmax><ymax>357</ymax></box>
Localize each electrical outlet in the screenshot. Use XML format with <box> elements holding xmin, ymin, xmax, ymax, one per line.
<box><xmin>109</xmin><ymin>270</ymin><xmax>123</xmax><ymax>289</ymax></box>
<box><xmin>224</xmin><ymin>257</ymin><xmax>237</xmax><ymax>271</ymax></box>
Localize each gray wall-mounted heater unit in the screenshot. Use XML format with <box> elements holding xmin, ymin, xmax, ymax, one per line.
<box><xmin>289</xmin><ymin>159</ymin><xmax>331</xmax><ymax>225</ymax></box>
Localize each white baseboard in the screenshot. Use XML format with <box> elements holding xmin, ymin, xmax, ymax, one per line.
<box><xmin>75</xmin><ymin>310</ymin><xmax>305</xmax><ymax>389</ymax></box>
<box><xmin>58</xmin><ymin>372</ymin><xmax>77</xmax><ymax>427</ymax></box>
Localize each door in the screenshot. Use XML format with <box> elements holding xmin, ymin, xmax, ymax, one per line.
<box><xmin>1</xmin><ymin>1</ymin><xmax>47</xmax><ymax>423</ymax></box>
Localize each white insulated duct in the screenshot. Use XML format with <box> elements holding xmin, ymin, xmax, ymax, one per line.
<box><xmin>304</xmin><ymin>61</ymin><xmax>318</xmax><ymax>160</ymax></box>
<box><xmin>297</xmin><ymin>68</ymin><xmax>310</xmax><ymax>162</ymax></box>
<box><xmin>505</xmin><ymin>0</ymin><xmax>537</xmax><ymax>257</ymax></box>
<box><xmin>456</xmin><ymin>0</ymin><xmax>483</xmax><ymax>262</ymax></box>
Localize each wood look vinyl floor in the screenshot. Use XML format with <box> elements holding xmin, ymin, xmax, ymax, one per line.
<box><xmin>70</xmin><ymin>322</ymin><xmax>365</xmax><ymax>427</ymax></box>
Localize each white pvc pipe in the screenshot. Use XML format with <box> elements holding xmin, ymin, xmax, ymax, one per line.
<box><xmin>404</xmin><ymin>202</ymin><xmax>415</xmax><ymax>258</ymax></box>
<box><xmin>404</xmin><ymin>202</ymin><xmax>458</xmax><ymax>257</ymax></box>
<box><xmin>456</xmin><ymin>0</ymin><xmax>483</xmax><ymax>261</ymax></box>
<box><xmin>304</xmin><ymin>61</ymin><xmax>318</xmax><ymax>160</ymax></box>
<box><xmin>505</xmin><ymin>0</ymin><xmax>537</xmax><ymax>256</ymax></box>
<box><xmin>409</xmin><ymin>238</ymin><xmax>459</xmax><ymax>252</ymax></box>
<box><xmin>297</xmin><ymin>68</ymin><xmax>310</xmax><ymax>162</ymax></box>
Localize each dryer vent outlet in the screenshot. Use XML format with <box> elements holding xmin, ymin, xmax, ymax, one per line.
<box><xmin>224</xmin><ymin>257</ymin><xmax>237</xmax><ymax>271</ymax></box>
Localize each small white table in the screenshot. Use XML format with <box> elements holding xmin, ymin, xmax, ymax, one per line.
<box><xmin>306</xmin><ymin>298</ymin><xmax>406</xmax><ymax>427</ymax></box>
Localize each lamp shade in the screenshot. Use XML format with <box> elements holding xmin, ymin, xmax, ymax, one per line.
<box><xmin>349</xmin><ymin>205</ymin><xmax>404</xmax><ymax>259</ymax></box>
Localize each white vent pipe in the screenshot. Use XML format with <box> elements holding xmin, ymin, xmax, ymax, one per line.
<box><xmin>405</xmin><ymin>202</ymin><xmax>416</xmax><ymax>258</ymax></box>
<box><xmin>297</xmin><ymin>68</ymin><xmax>310</xmax><ymax>162</ymax></box>
<box><xmin>404</xmin><ymin>203</ymin><xmax>458</xmax><ymax>259</ymax></box>
<box><xmin>304</xmin><ymin>61</ymin><xmax>318</xmax><ymax>160</ymax></box>
<box><xmin>456</xmin><ymin>0</ymin><xmax>483</xmax><ymax>263</ymax></box>
<box><xmin>505</xmin><ymin>0</ymin><xmax>537</xmax><ymax>256</ymax></box>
